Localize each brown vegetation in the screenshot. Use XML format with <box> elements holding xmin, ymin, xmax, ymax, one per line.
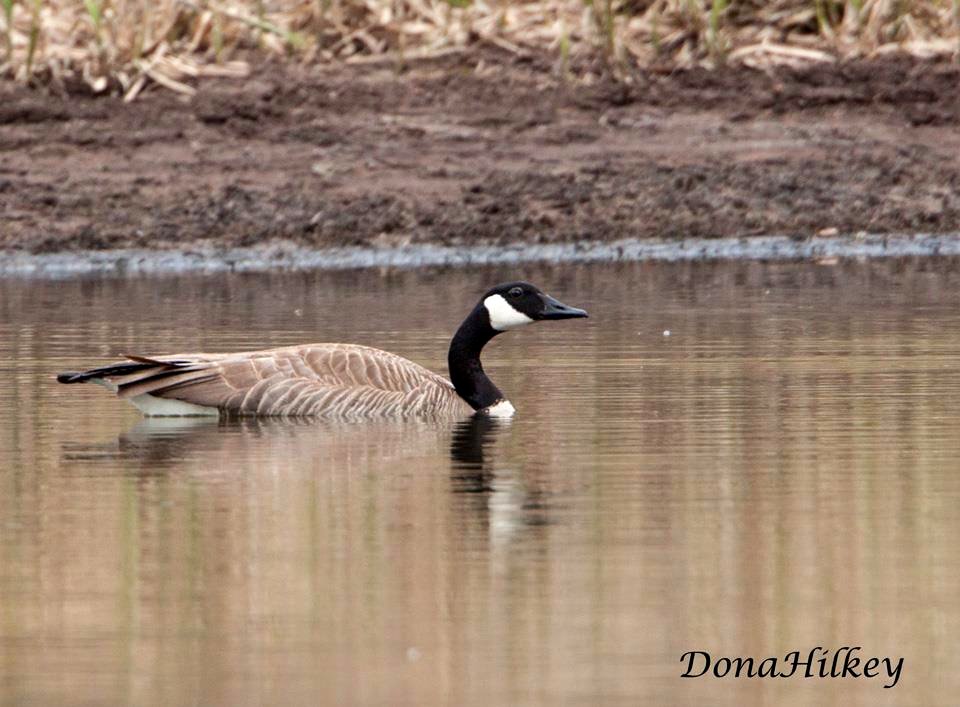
<box><xmin>1</xmin><ymin>1</ymin><xmax>958</xmax><ymax>98</ymax></box>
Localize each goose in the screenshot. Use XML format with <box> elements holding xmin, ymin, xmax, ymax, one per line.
<box><xmin>56</xmin><ymin>282</ymin><xmax>588</xmax><ymax>418</ymax></box>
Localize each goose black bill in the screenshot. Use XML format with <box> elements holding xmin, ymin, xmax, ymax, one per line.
<box><xmin>540</xmin><ymin>294</ymin><xmax>589</xmax><ymax>320</ymax></box>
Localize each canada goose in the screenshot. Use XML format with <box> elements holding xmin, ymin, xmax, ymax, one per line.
<box><xmin>56</xmin><ymin>282</ymin><xmax>588</xmax><ymax>418</ymax></box>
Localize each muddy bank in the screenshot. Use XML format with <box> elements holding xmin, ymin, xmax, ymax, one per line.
<box><xmin>3</xmin><ymin>234</ymin><xmax>960</xmax><ymax>279</ymax></box>
<box><xmin>2</xmin><ymin>50</ymin><xmax>960</xmax><ymax>256</ymax></box>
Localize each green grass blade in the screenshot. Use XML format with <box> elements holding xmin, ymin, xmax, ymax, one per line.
<box><xmin>1</xmin><ymin>0</ymin><xmax>14</xmax><ymax>64</ymax></box>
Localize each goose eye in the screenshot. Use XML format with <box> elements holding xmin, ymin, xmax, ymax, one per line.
<box><xmin>508</xmin><ymin>287</ymin><xmax>523</xmax><ymax>298</ymax></box>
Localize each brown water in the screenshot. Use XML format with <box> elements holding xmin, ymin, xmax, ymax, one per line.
<box><xmin>1</xmin><ymin>260</ymin><xmax>959</xmax><ymax>706</ymax></box>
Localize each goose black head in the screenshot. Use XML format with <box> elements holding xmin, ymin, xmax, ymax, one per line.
<box><xmin>481</xmin><ymin>281</ymin><xmax>588</xmax><ymax>332</ymax></box>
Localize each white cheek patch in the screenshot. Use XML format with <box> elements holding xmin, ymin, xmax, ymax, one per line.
<box><xmin>484</xmin><ymin>294</ymin><xmax>534</xmax><ymax>331</ymax></box>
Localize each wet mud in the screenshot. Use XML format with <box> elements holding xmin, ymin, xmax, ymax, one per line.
<box><xmin>2</xmin><ymin>50</ymin><xmax>960</xmax><ymax>257</ymax></box>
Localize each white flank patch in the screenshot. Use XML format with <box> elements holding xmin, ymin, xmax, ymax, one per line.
<box><xmin>483</xmin><ymin>399</ymin><xmax>516</xmax><ymax>417</ymax></box>
<box><xmin>129</xmin><ymin>394</ymin><xmax>220</xmax><ymax>417</ymax></box>
<box><xmin>484</xmin><ymin>294</ymin><xmax>534</xmax><ymax>331</ymax></box>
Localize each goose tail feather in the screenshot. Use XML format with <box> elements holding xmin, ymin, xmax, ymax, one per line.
<box><xmin>56</xmin><ymin>355</ymin><xmax>188</xmax><ymax>385</ymax></box>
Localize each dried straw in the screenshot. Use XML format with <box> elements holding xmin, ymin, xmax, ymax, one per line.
<box><xmin>1</xmin><ymin>1</ymin><xmax>958</xmax><ymax>97</ymax></box>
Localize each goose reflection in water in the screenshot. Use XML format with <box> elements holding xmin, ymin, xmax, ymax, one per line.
<box><xmin>449</xmin><ymin>416</ymin><xmax>555</xmax><ymax>543</ymax></box>
<box><xmin>62</xmin><ymin>415</ymin><xmax>555</xmax><ymax>537</ymax></box>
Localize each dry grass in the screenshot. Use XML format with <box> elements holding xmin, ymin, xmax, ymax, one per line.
<box><xmin>1</xmin><ymin>1</ymin><xmax>959</xmax><ymax>96</ymax></box>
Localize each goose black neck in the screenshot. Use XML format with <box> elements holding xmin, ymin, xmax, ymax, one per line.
<box><xmin>448</xmin><ymin>304</ymin><xmax>504</xmax><ymax>411</ymax></box>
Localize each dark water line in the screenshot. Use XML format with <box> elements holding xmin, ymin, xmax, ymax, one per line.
<box><xmin>2</xmin><ymin>233</ymin><xmax>960</xmax><ymax>280</ymax></box>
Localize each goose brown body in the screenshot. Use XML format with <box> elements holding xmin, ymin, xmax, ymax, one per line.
<box><xmin>57</xmin><ymin>281</ymin><xmax>588</xmax><ymax>419</ymax></box>
<box><xmin>67</xmin><ymin>344</ymin><xmax>473</xmax><ymax>419</ymax></box>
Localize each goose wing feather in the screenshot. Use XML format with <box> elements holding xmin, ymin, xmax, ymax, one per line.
<box><xmin>100</xmin><ymin>344</ymin><xmax>470</xmax><ymax>418</ymax></box>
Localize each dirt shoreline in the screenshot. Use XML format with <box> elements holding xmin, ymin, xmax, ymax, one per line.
<box><xmin>2</xmin><ymin>49</ymin><xmax>960</xmax><ymax>258</ymax></box>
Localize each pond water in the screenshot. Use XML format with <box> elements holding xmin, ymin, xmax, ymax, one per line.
<box><xmin>1</xmin><ymin>260</ymin><xmax>959</xmax><ymax>706</ymax></box>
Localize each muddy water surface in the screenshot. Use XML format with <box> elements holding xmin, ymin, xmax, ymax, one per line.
<box><xmin>1</xmin><ymin>260</ymin><xmax>959</xmax><ymax>706</ymax></box>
